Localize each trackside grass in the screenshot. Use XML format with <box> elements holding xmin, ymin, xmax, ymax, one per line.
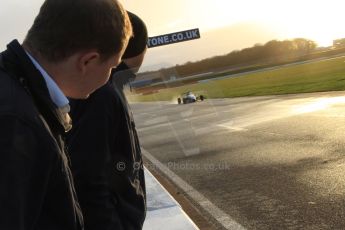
<box><xmin>128</xmin><ymin>56</ymin><xmax>345</xmax><ymax>102</ymax></box>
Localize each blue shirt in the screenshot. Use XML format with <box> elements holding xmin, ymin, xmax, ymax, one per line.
<box><xmin>25</xmin><ymin>51</ymin><xmax>69</xmax><ymax>110</ymax></box>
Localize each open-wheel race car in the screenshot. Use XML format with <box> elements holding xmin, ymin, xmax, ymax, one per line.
<box><xmin>177</xmin><ymin>91</ymin><xmax>205</xmax><ymax>104</ymax></box>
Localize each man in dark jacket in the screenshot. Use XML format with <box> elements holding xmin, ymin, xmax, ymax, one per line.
<box><xmin>0</xmin><ymin>0</ymin><xmax>132</xmax><ymax>229</ymax></box>
<box><xmin>67</xmin><ymin>12</ymin><xmax>148</xmax><ymax>230</ymax></box>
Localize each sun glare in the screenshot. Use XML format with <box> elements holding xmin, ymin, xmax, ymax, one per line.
<box><xmin>295</xmin><ymin>97</ymin><xmax>345</xmax><ymax>114</ymax></box>
<box><xmin>187</xmin><ymin>0</ymin><xmax>345</xmax><ymax>47</ymax></box>
<box><xmin>123</xmin><ymin>0</ymin><xmax>345</xmax><ymax>46</ymax></box>
<box><xmin>122</xmin><ymin>0</ymin><xmax>345</xmax><ymax>69</ymax></box>
<box><xmin>261</xmin><ymin>0</ymin><xmax>345</xmax><ymax>47</ymax></box>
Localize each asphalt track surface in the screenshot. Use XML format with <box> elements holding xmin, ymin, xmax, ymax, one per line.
<box><xmin>131</xmin><ymin>91</ymin><xmax>345</xmax><ymax>229</ymax></box>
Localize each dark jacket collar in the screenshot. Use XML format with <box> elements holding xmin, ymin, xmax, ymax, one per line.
<box><xmin>111</xmin><ymin>61</ymin><xmax>136</xmax><ymax>91</ymax></box>
<box><xmin>1</xmin><ymin>40</ymin><xmax>67</xmax><ymax>134</ymax></box>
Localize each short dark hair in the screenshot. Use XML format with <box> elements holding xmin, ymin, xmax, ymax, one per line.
<box><xmin>122</xmin><ymin>11</ymin><xmax>148</xmax><ymax>59</ymax></box>
<box><xmin>23</xmin><ymin>0</ymin><xmax>132</xmax><ymax>62</ymax></box>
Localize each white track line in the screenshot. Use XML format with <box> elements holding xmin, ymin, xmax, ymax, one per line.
<box><xmin>142</xmin><ymin>148</ymin><xmax>246</xmax><ymax>230</ymax></box>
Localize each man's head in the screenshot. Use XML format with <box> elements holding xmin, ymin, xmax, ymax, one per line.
<box><xmin>122</xmin><ymin>11</ymin><xmax>148</xmax><ymax>73</ymax></box>
<box><xmin>23</xmin><ymin>0</ymin><xmax>132</xmax><ymax>99</ymax></box>
<box><xmin>111</xmin><ymin>12</ymin><xmax>148</xmax><ymax>89</ymax></box>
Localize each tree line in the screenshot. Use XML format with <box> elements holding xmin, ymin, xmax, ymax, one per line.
<box><xmin>151</xmin><ymin>38</ymin><xmax>318</xmax><ymax>78</ymax></box>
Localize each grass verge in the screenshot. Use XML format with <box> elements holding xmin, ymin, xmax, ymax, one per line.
<box><xmin>128</xmin><ymin>56</ymin><xmax>345</xmax><ymax>102</ymax></box>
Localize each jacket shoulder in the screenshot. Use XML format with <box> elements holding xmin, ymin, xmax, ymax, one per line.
<box><xmin>70</xmin><ymin>81</ymin><xmax>122</xmax><ymax>116</ymax></box>
<box><xmin>0</xmin><ymin>69</ymin><xmax>40</xmax><ymax>125</ymax></box>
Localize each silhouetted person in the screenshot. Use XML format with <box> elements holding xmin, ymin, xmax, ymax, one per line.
<box><xmin>67</xmin><ymin>12</ymin><xmax>148</xmax><ymax>230</ymax></box>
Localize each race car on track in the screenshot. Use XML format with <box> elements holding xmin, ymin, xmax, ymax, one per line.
<box><xmin>177</xmin><ymin>91</ymin><xmax>205</xmax><ymax>104</ymax></box>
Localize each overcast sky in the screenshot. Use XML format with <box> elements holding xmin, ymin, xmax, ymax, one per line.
<box><xmin>1</xmin><ymin>0</ymin><xmax>345</xmax><ymax>71</ymax></box>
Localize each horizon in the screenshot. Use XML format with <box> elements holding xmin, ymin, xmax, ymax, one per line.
<box><xmin>139</xmin><ymin>23</ymin><xmax>342</xmax><ymax>72</ymax></box>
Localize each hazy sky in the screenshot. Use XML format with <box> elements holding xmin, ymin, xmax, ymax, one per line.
<box><xmin>122</xmin><ymin>0</ymin><xmax>345</xmax><ymax>71</ymax></box>
<box><xmin>1</xmin><ymin>0</ymin><xmax>345</xmax><ymax>71</ymax></box>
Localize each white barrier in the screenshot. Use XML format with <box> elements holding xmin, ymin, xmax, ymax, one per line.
<box><xmin>143</xmin><ymin>169</ymin><xmax>199</xmax><ymax>230</ymax></box>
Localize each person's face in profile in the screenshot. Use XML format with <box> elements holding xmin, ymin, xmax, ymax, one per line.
<box><xmin>82</xmin><ymin>53</ymin><xmax>123</xmax><ymax>97</ymax></box>
<box><xmin>65</xmin><ymin>50</ymin><xmax>124</xmax><ymax>99</ymax></box>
